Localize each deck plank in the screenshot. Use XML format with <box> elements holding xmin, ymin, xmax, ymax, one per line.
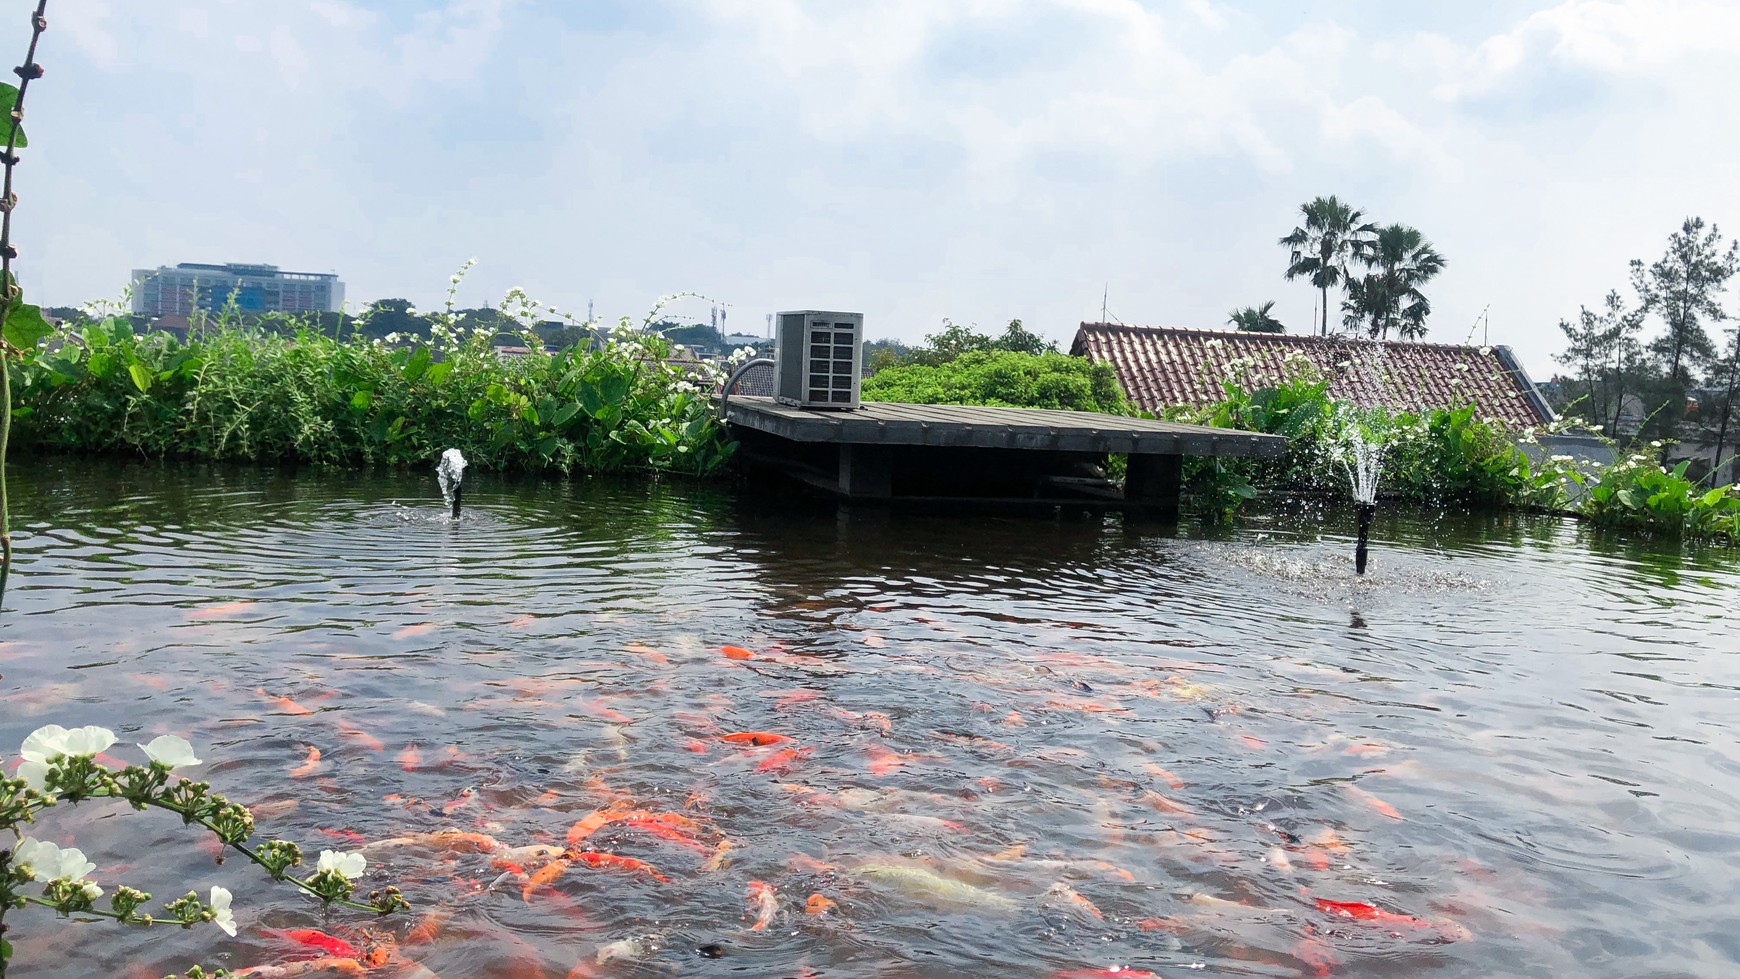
<box><xmin>723</xmin><ymin>398</ymin><xmax>1284</xmax><ymax>458</ymax></box>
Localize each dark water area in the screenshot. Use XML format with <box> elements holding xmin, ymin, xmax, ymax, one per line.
<box><xmin>2</xmin><ymin>458</ymin><xmax>1737</xmax><ymax>979</ymax></box>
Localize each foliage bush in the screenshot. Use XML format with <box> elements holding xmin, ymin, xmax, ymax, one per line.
<box><xmin>10</xmin><ymin>291</ymin><xmax>737</xmax><ymax>477</ymax></box>
<box><xmin>861</xmin><ymin>349</ymin><xmax>1128</xmax><ymax>414</ymax></box>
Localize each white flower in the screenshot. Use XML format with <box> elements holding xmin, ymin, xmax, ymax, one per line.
<box><xmin>209</xmin><ymin>886</ymin><xmax>236</xmax><ymax>937</ymax></box>
<box><xmin>19</xmin><ymin>724</ymin><xmax>117</xmax><ymax>788</ymax></box>
<box><xmin>317</xmin><ymin>850</ymin><xmax>367</xmax><ymax>880</ymax></box>
<box><xmin>1479</xmin><ymin>346</ymin><xmax>1492</xmax><ymax>356</ymax></box>
<box><xmin>384</xmin><ymin>332</ymin><xmax>401</xmax><ymax>344</ymax></box>
<box><xmin>1453</xmin><ymin>362</ymin><xmax>1469</xmax><ymax>371</ymax></box>
<box><xmin>13</xmin><ymin>838</ymin><xmax>97</xmax><ymax>883</ymax></box>
<box><xmin>138</xmin><ymin>735</ymin><xmax>202</xmax><ymax>769</ymax></box>
<box><xmin>82</xmin><ymin>882</ymin><xmax>103</xmax><ymax>900</ymax></box>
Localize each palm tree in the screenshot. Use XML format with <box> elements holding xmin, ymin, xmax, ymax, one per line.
<box><xmin>1228</xmin><ymin>301</ymin><xmax>1284</xmax><ymax>333</ymax></box>
<box><xmin>1340</xmin><ymin>224</ymin><xmax>1447</xmax><ymax>340</ymax></box>
<box><xmin>1280</xmin><ymin>196</ymin><xmax>1376</xmax><ymax>337</ymax></box>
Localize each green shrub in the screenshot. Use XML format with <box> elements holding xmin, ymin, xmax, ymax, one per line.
<box><xmin>861</xmin><ymin>350</ymin><xmax>1128</xmax><ymax>414</ymax></box>
<box><xmin>11</xmin><ymin>306</ymin><xmax>736</xmax><ymax>477</ymax></box>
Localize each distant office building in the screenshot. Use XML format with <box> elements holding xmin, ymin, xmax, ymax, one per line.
<box><xmin>130</xmin><ymin>263</ymin><xmax>344</xmax><ymax>317</ymax></box>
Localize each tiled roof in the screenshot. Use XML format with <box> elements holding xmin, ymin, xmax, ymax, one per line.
<box><xmin>1070</xmin><ymin>324</ymin><xmax>1554</xmax><ymax>428</ymax></box>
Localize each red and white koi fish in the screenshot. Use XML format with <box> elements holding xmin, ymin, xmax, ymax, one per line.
<box><xmin>1314</xmin><ymin>898</ymin><xmax>1470</xmax><ymax>941</ymax></box>
<box><xmin>746</xmin><ymin>880</ymin><xmax>778</xmax><ymax>931</ymax></box>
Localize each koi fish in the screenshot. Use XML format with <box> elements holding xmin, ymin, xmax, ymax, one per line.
<box><xmin>721</xmin><ymin>645</ymin><xmax>756</xmax><ymax>660</ymax></box>
<box><xmin>1052</xmin><ymin>969</ymin><xmax>1162</xmax><ymax>979</ymax></box>
<box><xmin>614</xmin><ymin>817</ymin><xmax>709</xmax><ymax>853</ymax></box>
<box><xmin>747</xmin><ymin>880</ymin><xmax>778</xmax><ymax>931</ymax></box>
<box><xmin>396</xmin><ymin>745</ymin><xmax>422</xmax><ymax>771</ymax></box>
<box><xmin>593</xmin><ymin>934</ymin><xmax>659</xmax><ymax>966</ymax></box>
<box><xmin>1344</xmin><ymin>784</ymin><xmax>1403</xmax><ymax>820</ymax></box>
<box><xmin>1041</xmin><ymin>883</ymin><xmax>1105</xmax><ymax>922</ymax></box>
<box><xmin>684</xmin><ymin>739</ymin><xmax>710</xmax><ymax>753</ymax></box>
<box><xmin>622</xmin><ymin>642</ymin><xmax>670</xmax><ymax>665</ymax></box>
<box><xmin>290</xmin><ymin>746</ymin><xmax>323</xmax><ymax>777</ymax></box>
<box><xmin>318</xmin><ymin>827</ymin><xmax>368</xmax><ymax>845</ymax></box>
<box><xmin>1314</xmin><ymin>898</ymin><xmax>1470</xmax><ymax>940</ymax></box>
<box><xmin>804</xmin><ymin>893</ymin><xmax>838</xmax><ymax>915</ymax></box>
<box><xmin>259</xmin><ymin>688</ymin><xmax>315</xmax><ymax>717</ymax></box>
<box><xmin>755</xmin><ymin>747</ymin><xmax>812</xmax><ymax>773</ymax></box>
<box><xmin>189</xmin><ymin>601</ymin><xmax>256</xmax><ymax>620</ymax></box>
<box><xmin>263</xmin><ymin>928</ymin><xmax>361</xmax><ymax>960</ymax></box>
<box><xmin>1294</xmin><ymin>935</ymin><xmax>1339</xmax><ymax>978</ymax></box>
<box><xmin>1138</xmin><ymin>790</ymin><xmax>1195</xmax><ymax>816</ymax></box>
<box><xmin>362</xmin><ymin>829</ymin><xmax>500</xmax><ymax>855</ymax></box>
<box><xmin>767</xmin><ymin>689</ymin><xmax>823</xmax><ymax>709</ymax></box>
<box><xmin>702</xmin><ymin>840</ymin><xmax>734</xmax><ymax>872</ymax></box>
<box><xmin>234</xmin><ymin>958</ymin><xmax>366</xmax><ymax>978</ymax></box>
<box><xmin>521</xmin><ymin>857</ymin><xmax>572</xmax><ymax>902</ymax></box>
<box><xmin>866</xmin><ymin>744</ymin><xmax>913</xmax><ymax>776</ymax></box>
<box><xmin>403</xmin><ymin>907</ymin><xmax>451</xmax><ymax>946</ymax></box>
<box><xmin>720</xmin><ymin>731</ymin><xmax>792</xmax><ymax>746</ymax></box>
<box><xmin>337</xmin><ymin>719</ymin><xmax>385</xmax><ymax>751</ymax></box>
<box><xmin>491</xmin><ymin>843</ymin><xmax>566</xmax><ymax>874</ymax></box>
<box><xmin>391</xmin><ymin>622</ymin><xmax>438</xmax><ymax>639</ymax></box>
<box><xmin>569</xmin><ymin>851</ymin><xmax>669</xmax><ymax>882</ymax></box>
<box><xmin>1140</xmin><ymin>762</ymin><xmax>1186</xmax><ymax>790</ymax></box>
<box><xmin>856</xmin><ymin>864</ymin><xmax>1018</xmax><ymax>911</ymax></box>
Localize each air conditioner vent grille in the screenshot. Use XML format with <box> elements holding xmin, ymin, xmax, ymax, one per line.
<box><xmin>775</xmin><ymin>310</ymin><xmax>863</xmax><ymax>409</ymax></box>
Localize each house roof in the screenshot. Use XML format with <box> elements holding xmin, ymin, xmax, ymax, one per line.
<box><xmin>1070</xmin><ymin>323</ymin><xmax>1554</xmax><ymax>428</ymax></box>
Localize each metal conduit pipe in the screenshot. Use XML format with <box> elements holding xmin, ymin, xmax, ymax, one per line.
<box><xmin>716</xmin><ymin>357</ymin><xmax>776</xmax><ymax>422</ymax></box>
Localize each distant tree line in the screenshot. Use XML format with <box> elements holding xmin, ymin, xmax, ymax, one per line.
<box><xmin>1552</xmin><ymin>217</ymin><xmax>1740</xmax><ymax>476</ymax></box>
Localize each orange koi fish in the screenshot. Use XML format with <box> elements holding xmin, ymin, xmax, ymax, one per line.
<box><xmin>338</xmin><ymin>719</ymin><xmax>385</xmax><ymax>751</ymax></box>
<box><xmin>396</xmin><ymin>745</ymin><xmax>422</xmax><ymax>771</ymax></box>
<box><xmin>866</xmin><ymin>744</ymin><xmax>912</xmax><ymax>776</ymax></box>
<box><xmin>804</xmin><ymin>893</ymin><xmax>838</xmax><ymax>916</ymax></box>
<box><xmin>1051</xmin><ymin>970</ymin><xmax>1162</xmax><ymax>978</ymax></box>
<box><xmin>259</xmin><ymin>688</ymin><xmax>315</xmax><ymax>717</ymax></box>
<box><xmin>1002</xmin><ymin>710</ymin><xmax>1027</xmax><ymax>728</ymax></box>
<box><xmin>391</xmin><ymin>622</ymin><xmax>438</xmax><ymax>639</ymax></box>
<box><xmin>1314</xmin><ymin>899</ymin><xmax>1470</xmax><ymax>940</ymax></box>
<box><xmin>755</xmin><ymin>747</ymin><xmax>812</xmax><ymax>774</ymax></box>
<box><xmin>1141</xmin><ymin>762</ymin><xmax>1186</xmax><ymax>790</ymax></box>
<box><xmin>569</xmin><ymin>850</ymin><xmax>669</xmax><ymax>882</ymax></box>
<box><xmin>234</xmin><ymin>958</ymin><xmax>366</xmax><ymax>978</ymax></box>
<box><xmin>721</xmin><ymin>645</ymin><xmax>756</xmax><ymax>660</ymax></box>
<box><xmin>767</xmin><ymin>689</ymin><xmax>823</xmax><ymax>709</ymax></box>
<box><xmin>622</xmin><ymin>642</ymin><xmax>670</xmax><ymax>665</ymax></box>
<box><xmin>1294</xmin><ymin>935</ymin><xmax>1339</xmax><ymax>978</ymax></box>
<box><xmin>1138</xmin><ymin>790</ymin><xmax>1195</xmax><ymax>816</ymax></box>
<box><xmin>746</xmin><ymin>880</ymin><xmax>778</xmax><ymax>931</ymax></box>
<box><xmin>264</xmin><ymin>928</ymin><xmax>361</xmax><ymax>960</ymax></box>
<box><xmin>290</xmin><ymin>746</ymin><xmax>323</xmax><ymax>777</ymax></box>
<box><xmin>318</xmin><ymin>827</ymin><xmax>368</xmax><ymax>845</ymax></box>
<box><xmin>1042</xmin><ymin>883</ymin><xmax>1104</xmax><ymax>922</ymax></box>
<box><xmin>702</xmin><ymin>840</ymin><xmax>734</xmax><ymax>872</ymax></box>
<box><xmin>521</xmin><ymin>857</ymin><xmax>572</xmax><ymax>902</ymax></box>
<box><xmin>188</xmin><ymin>601</ymin><xmax>256</xmax><ymax>620</ymax></box>
<box><xmin>616</xmin><ymin>816</ymin><xmax>710</xmax><ymax>853</ymax></box>
<box><xmin>721</xmin><ymin>731</ymin><xmax>793</xmax><ymax>746</ymax></box>
<box><xmin>1344</xmin><ymin>784</ymin><xmax>1403</xmax><ymax>820</ymax></box>
<box><xmin>1238</xmin><ymin>734</ymin><xmax>1267</xmax><ymax>750</ymax></box>
<box><xmin>684</xmin><ymin>739</ymin><xmax>711</xmax><ymax>753</ymax></box>
<box><xmin>566</xmin><ymin>803</ymin><xmax>635</xmax><ymax>845</ymax></box>
<box><xmin>403</xmin><ymin>907</ymin><xmax>452</xmax><ymax>946</ymax></box>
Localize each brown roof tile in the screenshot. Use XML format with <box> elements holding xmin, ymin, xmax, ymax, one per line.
<box><xmin>1070</xmin><ymin>324</ymin><xmax>1553</xmax><ymax>428</ymax></box>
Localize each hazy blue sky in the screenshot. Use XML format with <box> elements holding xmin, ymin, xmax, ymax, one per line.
<box><xmin>23</xmin><ymin>0</ymin><xmax>1740</xmax><ymax>377</ymax></box>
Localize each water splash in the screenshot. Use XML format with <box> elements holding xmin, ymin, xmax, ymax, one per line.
<box><xmin>437</xmin><ymin>448</ymin><xmax>467</xmax><ymax>520</ymax></box>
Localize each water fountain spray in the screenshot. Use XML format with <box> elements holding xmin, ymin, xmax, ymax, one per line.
<box><xmin>1340</xmin><ymin>432</ymin><xmax>1382</xmax><ymax>575</ymax></box>
<box><xmin>437</xmin><ymin>448</ymin><xmax>467</xmax><ymax>520</ymax></box>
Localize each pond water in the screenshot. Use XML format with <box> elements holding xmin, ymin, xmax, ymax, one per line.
<box><xmin>2</xmin><ymin>459</ymin><xmax>1738</xmax><ymax>979</ymax></box>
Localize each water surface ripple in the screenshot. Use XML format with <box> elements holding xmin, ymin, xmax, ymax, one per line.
<box><xmin>2</xmin><ymin>460</ymin><xmax>1737</xmax><ymax>979</ymax></box>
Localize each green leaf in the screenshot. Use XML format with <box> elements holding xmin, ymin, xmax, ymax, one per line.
<box><xmin>1701</xmin><ymin>487</ymin><xmax>1729</xmax><ymax>508</ymax></box>
<box><xmin>3</xmin><ymin>300</ymin><xmax>52</xmax><ymax>351</ymax></box>
<box><xmin>350</xmin><ymin>390</ymin><xmax>374</xmax><ymax>411</ymax></box>
<box><xmin>402</xmin><ymin>346</ymin><xmax>431</xmax><ymax>383</ymax></box>
<box><xmin>522</xmin><ymin>403</ymin><xmax>540</xmax><ymax>427</ymax></box>
<box><xmin>427</xmin><ymin>360</ymin><xmax>453</xmax><ymax>385</ymax></box>
<box><xmin>127</xmin><ymin>361</ymin><xmax>154</xmax><ymax>393</ymax></box>
<box><xmin>0</xmin><ymin>82</ymin><xmax>27</xmax><ymax>147</ymax></box>
<box><xmin>550</xmin><ymin>402</ymin><xmax>580</xmax><ymax>427</ymax></box>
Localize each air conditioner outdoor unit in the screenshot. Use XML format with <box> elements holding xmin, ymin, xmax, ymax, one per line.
<box><xmin>774</xmin><ymin>310</ymin><xmax>863</xmax><ymax>409</ymax></box>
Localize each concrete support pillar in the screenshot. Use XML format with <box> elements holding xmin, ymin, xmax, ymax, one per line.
<box><xmin>1125</xmin><ymin>453</ymin><xmax>1182</xmax><ymax>517</ymax></box>
<box><xmin>838</xmin><ymin>444</ymin><xmax>893</xmax><ymax>499</ymax></box>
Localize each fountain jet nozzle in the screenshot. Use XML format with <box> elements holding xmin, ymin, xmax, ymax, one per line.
<box><xmin>1354</xmin><ymin>502</ymin><xmax>1374</xmax><ymax>576</ymax></box>
<box><xmin>437</xmin><ymin>448</ymin><xmax>467</xmax><ymax>520</ymax></box>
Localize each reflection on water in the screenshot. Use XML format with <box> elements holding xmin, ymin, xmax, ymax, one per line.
<box><xmin>2</xmin><ymin>459</ymin><xmax>1738</xmax><ymax>978</ymax></box>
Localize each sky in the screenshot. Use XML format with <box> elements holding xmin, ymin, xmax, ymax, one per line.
<box><xmin>20</xmin><ymin>0</ymin><xmax>1740</xmax><ymax>379</ymax></box>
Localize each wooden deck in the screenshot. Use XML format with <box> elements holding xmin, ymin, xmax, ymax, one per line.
<box><xmin>722</xmin><ymin>398</ymin><xmax>1285</xmax><ymax>515</ymax></box>
<box><xmin>723</xmin><ymin>398</ymin><xmax>1284</xmax><ymax>457</ymax></box>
